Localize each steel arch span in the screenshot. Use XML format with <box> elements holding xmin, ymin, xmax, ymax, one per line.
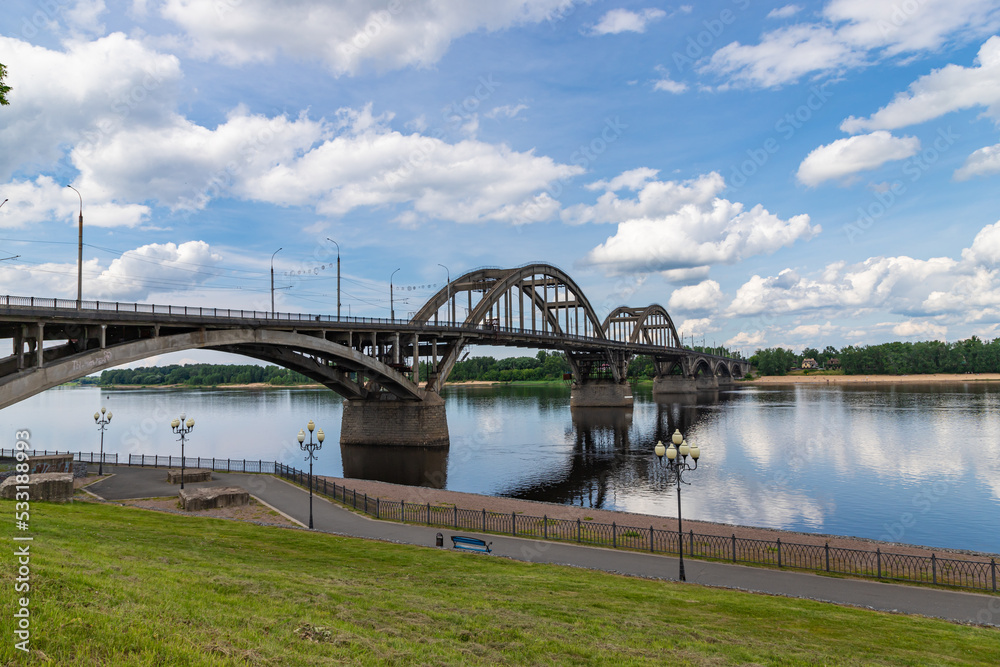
<box><xmin>410</xmin><ymin>263</ymin><xmax>621</xmax><ymax>392</ymax></box>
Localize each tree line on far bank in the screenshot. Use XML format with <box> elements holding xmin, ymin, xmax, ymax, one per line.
<box><xmin>749</xmin><ymin>337</ymin><xmax>1000</xmax><ymax>376</ymax></box>
<box><xmin>97</xmin><ymin>364</ymin><xmax>313</xmax><ymax>386</ymax></box>
<box><xmin>89</xmin><ymin>337</ymin><xmax>998</xmax><ymax>386</ymax></box>
<box><xmin>93</xmin><ymin>352</ymin><xmax>575</xmax><ymax>387</ymax></box>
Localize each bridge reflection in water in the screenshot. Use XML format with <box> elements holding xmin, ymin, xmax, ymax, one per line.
<box><xmin>335</xmin><ymin>388</ymin><xmax>735</xmax><ymax>506</ymax></box>
<box><xmin>340</xmin><ymin>444</ymin><xmax>448</xmax><ymax>489</ymax></box>
<box><xmin>497</xmin><ymin>391</ymin><xmax>732</xmax><ymax>509</ymax></box>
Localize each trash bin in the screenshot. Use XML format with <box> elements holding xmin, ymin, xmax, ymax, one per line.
<box><xmin>435</xmin><ymin>532</ymin><xmax>443</xmax><ymax>547</ymax></box>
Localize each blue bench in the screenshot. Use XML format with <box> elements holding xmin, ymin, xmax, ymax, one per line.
<box><xmin>451</xmin><ymin>535</ymin><xmax>492</xmax><ymax>553</ymax></box>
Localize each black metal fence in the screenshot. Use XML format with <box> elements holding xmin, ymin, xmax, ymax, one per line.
<box><xmin>274</xmin><ymin>462</ymin><xmax>999</xmax><ymax>594</ymax></box>
<box><xmin>0</xmin><ymin>448</ymin><xmax>118</xmax><ymax>464</ymax></box>
<box><xmin>0</xmin><ymin>449</ymin><xmax>275</xmax><ymax>474</ymax></box>
<box><xmin>4</xmin><ymin>448</ymin><xmax>995</xmax><ymax>593</ymax></box>
<box><xmin>126</xmin><ymin>455</ymin><xmax>276</xmax><ymax>473</ymax></box>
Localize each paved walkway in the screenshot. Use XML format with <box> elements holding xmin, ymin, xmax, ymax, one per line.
<box><xmin>87</xmin><ymin>466</ymin><xmax>1000</xmax><ymax>628</ymax></box>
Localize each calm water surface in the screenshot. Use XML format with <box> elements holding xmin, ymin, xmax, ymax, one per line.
<box><xmin>3</xmin><ymin>382</ymin><xmax>999</xmax><ymax>553</ymax></box>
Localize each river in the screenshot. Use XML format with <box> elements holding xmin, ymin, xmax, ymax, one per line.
<box><xmin>3</xmin><ymin>382</ymin><xmax>999</xmax><ymax>554</ymax></box>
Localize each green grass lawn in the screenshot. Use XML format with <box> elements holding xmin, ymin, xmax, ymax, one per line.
<box><xmin>1</xmin><ymin>500</ymin><xmax>998</xmax><ymax>666</ymax></box>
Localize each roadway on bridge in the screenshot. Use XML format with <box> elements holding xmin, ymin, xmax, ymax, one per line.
<box><xmin>86</xmin><ymin>466</ymin><xmax>1000</xmax><ymax>628</ymax></box>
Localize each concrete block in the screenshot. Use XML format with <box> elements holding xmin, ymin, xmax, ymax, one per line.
<box><xmin>28</xmin><ymin>454</ymin><xmax>74</xmax><ymax>474</ymax></box>
<box><xmin>167</xmin><ymin>469</ymin><xmax>212</xmax><ymax>484</ymax></box>
<box><xmin>179</xmin><ymin>486</ymin><xmax>250</xmax><ymax>511</ymax></box>
<box><xmin>0</xmin><ymin>472</ymin><xmax>74</xmax><ymax>502</ymax></box>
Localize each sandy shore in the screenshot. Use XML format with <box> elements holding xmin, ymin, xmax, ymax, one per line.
<box><xmin>749</xmin><ymin>373</ymin><xmax>1000</xmax><ymax>384</ymax></box>
<box><xmin>317</xmin><ymin>475</ymin><xmax>997</xmax><ymax>562</ymax></box>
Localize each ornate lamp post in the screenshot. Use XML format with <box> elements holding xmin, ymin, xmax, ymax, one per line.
<box><xmin>171</xmin><ymin>413</ymin><xmax>195</xmax><ymax>489</ymax></box>
<box><xmin>93</xmin><ymin>406</ymin><xmax>112</xmax><ymax>476</ymax></box>
<box><xmin>297</xmin><ymin>420</ymin><xmax>325</xmax><ymax>529</ymax></box>
<box><xmin>653</xmin><ymin>428</ymin><xmax>700</xmax><ymax>582</ymax></box>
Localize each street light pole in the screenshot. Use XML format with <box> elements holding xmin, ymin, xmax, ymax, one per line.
<box><xmin>326</xmin><ymin>238</ymin><xmax>341</xmax><ymax>319</ymax></box>
<box><xmin>66</xmin><ymin>186</ymin><xmax>83</xmax><ymax>310</ymax></box>
<box><xmin>390</xmin><ymin>267</ymin><xmax>400</xmax><ymax>320</ymax></box>
<box><xmin>437</xmin><ymin>263</ymin><xmax>450</xmax><ymax>324</ymax></box>
<box><xmin>93</xmin><ymin>406</ymin><xmax>112</xmax><ymax>476</ymax></box>
<box><xmin>653</xmin><ymin>428</ymin><xmax>700</xmax><ymax>582</ymax></box>
<box><xmin>297</xmin><ymin>420</ymin><xmax>325</xmax><ymax>530</ymax></box>
<box><xmin>171</xmin><ymin>413</ymin><xmax>195</xmax><ymax>490</ymax></box>
<box><xmin>271</xmin><ymin>248</ymin><xmax>282</xmax><ymax>317</ymax></box>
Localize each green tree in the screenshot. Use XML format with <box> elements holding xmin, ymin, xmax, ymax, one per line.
<box><xmin>0</xmin><ymin>63</ymin><xmax>10</xmax><ymax>106</ymax></box>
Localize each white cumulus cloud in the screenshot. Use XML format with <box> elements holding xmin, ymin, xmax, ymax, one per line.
<box><xmin>954</xmin><ymin>140</ymin><xmax>1000</xmax><ymax>181</ymax></box>
<box><xmin>796</xmin><ymin>131</ymin><xmax>920</xmax><ymax>186</ymax></box>
<box><xmin>767</xmin><ymin>5</ymin><xmax>802</xmax><ymax>20</ymax></box>
<box><xmin>589</xmin><ymin>8</ymin><xmax>666</xmax><ymax>35</ymax></box>
<box><xmin>841</xmin><ymin>36</ymin><xmax>1000</xmax><ymax>133</ymax></box>
<box><xmin>0</xmin><ymin>240</ymin><xmax>223</xmax><ymax>302</ymax></box>
<box><xmin>668</xmin><ymin>280</ymin><xmax>723</xmax><ymax>312</ymax></box>
<box><xmin>159</xmin><ymin>0</ymin><xmax>579</xmax><ymax>75</ymax></box>
<box><xmin>0</xmin><ymin>33</ymin><xmax>182</xmax><ymax>180</ymax></box>
<box><xmin>580</xmin><ymin>171</ymin><xmax>818</xmax><ymax>274</ymax></box>
<box><xmin>703</xmin><ymin>0</ymin><xmax>1000</xmax><ymax>89</ymax></box>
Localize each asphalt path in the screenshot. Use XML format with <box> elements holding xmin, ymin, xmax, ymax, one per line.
<box><xmin>87</xmin><ymin>466</ymin><xmax>1000</xmax><ymax>628</ymax></box>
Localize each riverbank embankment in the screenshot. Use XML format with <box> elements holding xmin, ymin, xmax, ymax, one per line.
<box><xmin>748</xmin><ymin>373</ymin><xmax>1000</xmax><ymax>385</ymax></box>
<box><xmin>315</xmin><ymin>475</ymin><xmax>998</xmax><ymax>562</ymax></box>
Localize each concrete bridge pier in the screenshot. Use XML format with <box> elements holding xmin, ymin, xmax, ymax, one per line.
<box><xmin>653</xmin><ymin>375</ymin><xmax>720</xmax><ymax>393</ymax></box>
<box><xmin>570</xmin><ymin>380</ymin><xmax>633</xmax><ymax>408</ymax></box>
<box><xmin>653</xmin><ymin>376</ymin><xmax>697</xmax><ymax>393</ymax></box>
<box><xmin>340</xmin><ymin>394</ymin><xmax>450</xmax><ymax>448</ymax></box>
<box><xmin>696</xmin><ymin>375</ymin><xmax>719</xmax><ymax>391</ymax></box>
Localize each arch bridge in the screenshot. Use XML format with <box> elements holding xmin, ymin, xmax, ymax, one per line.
<box><xmin>0</xmin><ymin>263</ymin><xmax>746</xmax><ymax>447</ymax></box>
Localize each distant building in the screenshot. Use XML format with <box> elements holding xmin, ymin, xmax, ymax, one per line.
<box><xmin>826</xmin><ymin>358</ymin><xmax>841</xmax><ymax>370</ymax></box>
<box><xmin>802</xmin><ymin>358</ymin><xmax>819</xmax><ymax>370</ymax></box>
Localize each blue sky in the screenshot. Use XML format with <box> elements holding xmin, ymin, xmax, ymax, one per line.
<box><xmin>3</xmin><ymin>0</ymin><xmax>1000</xmax><ymax>363</ymax></box>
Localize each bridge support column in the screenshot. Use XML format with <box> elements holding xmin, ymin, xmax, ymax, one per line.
<box><xmin>570</xmin><ymin>381</ymin><xmax>633</xmax><ymax>408</ymax></box>
<box><xmin>696</xmin><ymin>375</ymin><xmax>719</xmax><ymax>391</ymax></box>
<box><xmin>340</xmin><ymin>395</ymin><xmax>449</xmax><ymax>448</ymax></box>
<box><xmin>653</xmin><ymin>376</ymin><xmax>697</xmax><ymax>393</ymax></box>
<box><xmin>35</xmin><ymin>323</ymin><xmax>44</xmax><ymax>368</ymax></box>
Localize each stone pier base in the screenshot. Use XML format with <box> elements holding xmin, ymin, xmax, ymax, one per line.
<box><xmin>696</xmin><ymin>376</ymin><xmax>720</xmax><ymax>391</ymax></box>
<box><xmin>653</xmin><ymin>376</ymin><xmax>721</xmax><ymax>393</ymax></box>
<box><xmin>341</xmin><ymin>396</ymin><xmax>450</xmax><ymax>447</ymax></box>
<box><xmin>570</xmin><ymin>382</ymin><xmax>633</xmax><ymax>408</ymax></box>
<box><xmin>653</xmin><ymin>376</ymin><xmax>697</xmax><ymax>393</ymax></box>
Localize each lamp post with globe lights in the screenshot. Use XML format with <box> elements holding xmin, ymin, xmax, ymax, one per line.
<box><xmin>297</xmin><ymin>420</ymin><xmax>325</xmax><ymax>529</ymax></box>
<box><xmin>171</xmin><ymin>413</ymin><xmax>195</xmax><ymax>489</ymax></box>
<box><xmin>653</xmin><ymin>428</ymin><xmax>700</xmax><ymax>582</ymax></box>
<box><xmin>93</xmin><ymin>407</ymin><xmax>112</xmax><ymax>476</ymax></box>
